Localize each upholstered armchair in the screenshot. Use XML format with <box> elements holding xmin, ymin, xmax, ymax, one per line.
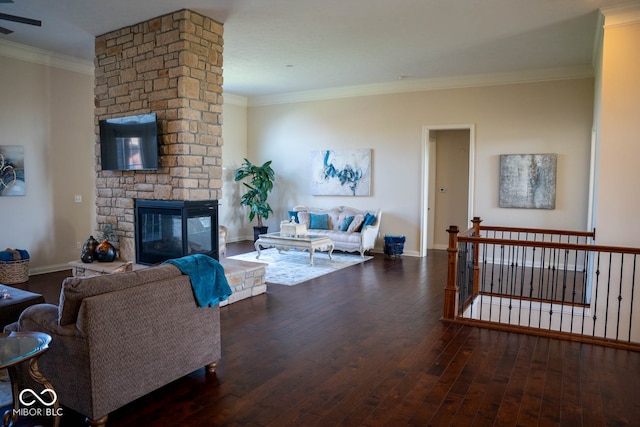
<box><xmin>5</xmin><ymin>263</ymin><xmax>221</xmax><ymax>426</ymax></box>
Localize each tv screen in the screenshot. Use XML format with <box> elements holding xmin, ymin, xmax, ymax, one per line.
<box><xmin>99</xmin><ymin>113</ymin><xmax>159</xmax><ymax>171</ymax></box>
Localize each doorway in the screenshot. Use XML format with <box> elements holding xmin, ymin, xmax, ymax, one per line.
<box><xmin>420</xmin><ymin>125</ymin><xmax>475</xmax><ymax>256</ymax></box>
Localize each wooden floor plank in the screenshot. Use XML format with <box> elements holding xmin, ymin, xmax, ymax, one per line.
<box><xmin>6</xmin><ymin>242</ymin><xmax>640</xmax><ymax>427</ymax></box>
<box><xmin>494</xmin><ymin>334</ymin><xmax>536</xmax><ymax>426</ymax></box>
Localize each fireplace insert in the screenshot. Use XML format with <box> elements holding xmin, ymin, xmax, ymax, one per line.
<box><xmin>135</xmin><ymin>199</ymin><xmax>219</xmax><ymax>265</ymax></box>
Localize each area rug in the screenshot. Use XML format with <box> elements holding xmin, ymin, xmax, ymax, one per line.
<box><xmin>0</xmin><ymin>368</ymin><xmax>10</xmax><ymax>408</ymax></box>
<box><xmin>228</xmin><ymin>248</ymin><xmax>372</xmax><ymax>286</ymax></box>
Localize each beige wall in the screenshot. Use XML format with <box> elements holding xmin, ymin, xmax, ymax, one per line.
<box><xmin>245</xmin><ymin>78</ymin><xmax>595</xmax><ymax>255</ymax></box>
<box><xmin>221</xmin><ymin>100</ymin><xmax>249</xmax><ymax>240</ymax></box>
<box><xmin>0</xmin><ymin>55</ymin><xmax>95</xmax><ymax>273</ymax></box>
<box><xmin>597</xmin><ymin>22</ymin><xmax>640</xmax><ymax>246</ymax></box>
<box><xmin>0</xmin><ymin>47</ymin><xmax>597</xmax><ymax>268</ymax></box>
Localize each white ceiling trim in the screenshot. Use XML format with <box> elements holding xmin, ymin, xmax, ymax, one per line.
<box><xmin>601</xmin><ymin>2</ymin><xmax>640</xmax><ymax>27</ymax></box>
<box><xmin>0</xmin><ymin>38</ymin><xmax>251</xmax><ymax>108</ymax></box>
<box><xmin>223</xmin><ymin>93</ymin><xmax>248</xmax><ymax>107</ymax></box>
<box><xmin>245</xmin><ymin>65</ymin><xmax>595</xmax><ymax>108</ymax></box>
<box><xmin>0</xmin><ymin>40</ymin><xmax>595</xmax><ymax>110</ymax></box>
<box><xmin>0</xmin><ymin>39</ymin><xmax>94</xmax><ymax>75</ymax></box>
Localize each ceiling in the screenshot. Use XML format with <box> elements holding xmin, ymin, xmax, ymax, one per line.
<box><xmin>0</xmin><ymin>0</ymin><xmax>636</xmax><ymax>99</ymax></box>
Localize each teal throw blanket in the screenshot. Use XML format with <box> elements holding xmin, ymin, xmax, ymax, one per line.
<box><xmin>164</xmin><ymin>254</ymin><xmax>232</xmax><ymax>307</ymax></box>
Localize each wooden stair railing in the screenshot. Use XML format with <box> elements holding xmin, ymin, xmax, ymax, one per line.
<box><xmin>443</xmin><ymin>217</ymin><xmax>640</xmax><ymax>351</ymax></box>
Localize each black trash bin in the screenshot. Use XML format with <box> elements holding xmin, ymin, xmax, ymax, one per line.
<box><xmin>384</xmin><ymin>235</ymin><xmax>405</xmax><ymax>257</ymax></box>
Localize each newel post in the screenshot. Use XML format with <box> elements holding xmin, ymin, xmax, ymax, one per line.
<box><xmin>444</xmin><ymin>225</ymin><xmax>460</xmax><ymax>320</ymax></box>
<box><xmin>471</xmin><ymin>217</ymin><xmax>482</xmax><ymax>297</ymax></box>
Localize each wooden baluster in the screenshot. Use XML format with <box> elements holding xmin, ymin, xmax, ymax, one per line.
<box><xmin>444</xmin><ymin>225</ymin><xmax>460</xmax><ymax>320</ymax></box>
<box><xmin>471</xmin><ymin>217</ymin><xmax>482</xmax><ymax>297</ymax></box>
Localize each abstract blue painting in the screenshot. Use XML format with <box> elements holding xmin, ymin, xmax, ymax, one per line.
<box><xmin>0</xmin><ymin>145</ymin><xmax>25</xmax><ymax>197</ymax></box>
<box><xmin>310</xmin><ymin>149</ymin><xmax>371</xmax><ymax>196</ymax></box>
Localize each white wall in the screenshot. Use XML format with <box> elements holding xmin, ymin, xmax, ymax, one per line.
<box><xmin>246</xmin><ymin>78</ymin><xmax>595</xmax><ymax>255</ymax></box>
<box><xmin>0</xmin><ymin>54</ymin><xmax>95</xmax><ymax>273</ymax></box>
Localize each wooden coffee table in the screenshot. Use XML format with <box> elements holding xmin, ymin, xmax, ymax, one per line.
<box><xmin>255</xmin><ymin>233</ymin><xmax>334</xmax><ymax>266</ymax></box>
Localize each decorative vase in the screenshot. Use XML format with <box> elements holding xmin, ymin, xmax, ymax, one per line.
<box><xmin>96</xmin><ymin>239</ymin><xmax>117</xmax><ymax>262</ymax></box>
<box><xmin>81</xmin><ymin>235</ymin><xmax>99</xmax><ymax>263</ymax></box>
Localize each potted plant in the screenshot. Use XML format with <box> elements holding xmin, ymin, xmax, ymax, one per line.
<box><xmin>234</xmin><ymin>158</ymin><xmax>275</xmax><ymax>241</ymax></box>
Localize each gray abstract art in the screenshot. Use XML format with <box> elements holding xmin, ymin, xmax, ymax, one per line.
<box><xmin>499</xmin><ymin>154</ymin><xmax>556</xmax><ymax>209</ymax></box>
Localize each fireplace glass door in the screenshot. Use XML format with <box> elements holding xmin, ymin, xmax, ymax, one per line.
<box><xmin>135</xmin><ymin>199</ymin><xmax>219</xmax><ymax>265</ymax></box>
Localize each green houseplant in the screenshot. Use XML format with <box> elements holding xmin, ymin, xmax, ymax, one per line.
<box><xmin>234</xmin><ymin>158</ymin><xmax>275</xmax><ymax>240</ymax></box>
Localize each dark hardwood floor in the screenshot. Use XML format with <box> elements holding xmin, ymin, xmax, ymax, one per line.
<box><xmin>5</xmin><ymin>242</ymin><xmax>640</xmax><ymax>426</ymax></box>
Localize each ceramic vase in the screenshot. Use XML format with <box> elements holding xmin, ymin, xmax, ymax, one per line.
<box><xmin>81</xmin><ymin>235</ymin><xmax>98</xmax><ymax>263</ymax></box>
<box><xmin>96</xmin><ymin>239</ymin><xmax>117</xmax><ymax>262</ymax></box>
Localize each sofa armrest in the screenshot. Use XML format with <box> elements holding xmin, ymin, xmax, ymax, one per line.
<box><xmin>360</xmin><ymin>209</ymin><xmax>382</xmax><ymax>254</ymax></box>
<box><xmin>5</xmin><ymin>303</ymin><xmax>83</xmax><ymax>338</ymax></box>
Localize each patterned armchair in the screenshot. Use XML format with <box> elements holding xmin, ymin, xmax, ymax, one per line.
<box><xmin>5</xmin><ymin>263</ymin><xmax>221</xmax><ymax>426</ymax></box>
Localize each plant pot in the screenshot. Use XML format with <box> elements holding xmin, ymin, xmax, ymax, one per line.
<box><xmin>253</xmin><ymin>226</ymin><xmax>268</xmax><ymax>242</ymax></box>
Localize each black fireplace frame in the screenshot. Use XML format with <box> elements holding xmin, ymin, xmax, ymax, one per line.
<box><xmin>134</xmin><ymin>199</ymin><xmax>219</xmax><ymax>265</ymax></box>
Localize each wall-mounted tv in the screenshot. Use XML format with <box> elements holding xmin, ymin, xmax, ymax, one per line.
<box><xmin>99</xmin><ymin>113</ymin><xmax>159</xmax><ymax>171</ymax></box>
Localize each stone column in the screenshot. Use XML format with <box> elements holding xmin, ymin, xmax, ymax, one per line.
<box><xmin>93</xmin><ymin>9</ymin><xmax>223</xmax><ymax>261</ymax></box>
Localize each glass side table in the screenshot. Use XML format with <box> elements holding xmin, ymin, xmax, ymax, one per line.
<box><xmin>0</xmin><ymin>331</ymin><xmax>59</xmax><ymax>427</ymax></box>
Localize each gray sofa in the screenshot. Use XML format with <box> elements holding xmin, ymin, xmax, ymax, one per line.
<box><xmin>293</xmin><ymin>205</ymin><xmax>382</xmax><ymax>256</ymax></box>
<box><xmin>5</xmin><ymin>262</ymin><xmax>221</xmax><ymax>426</ymax></box>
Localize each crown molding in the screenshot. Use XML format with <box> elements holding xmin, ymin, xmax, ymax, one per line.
<box><xmin>0</xmin><ymin>40</ymin><xmax>595</xmax><ymax>110</ymax></box>
<box><xmin>0</xmin><ymin>39</ymin><xmax>94</xmax><ymax>75</ymax></box>
<box><xmin>601</xmin><ymin>1</ymin><xmax>640</xmax><ymax>28</ymax></box>
<box><xmin>247</xmin><ymin>65</ymin><xmax>594</xmax><ymax>107</ymax></box>
<box><xmin>222</xmin><ymin>92</ymin><xmax>248</xmax><ymax>107</ymax></box>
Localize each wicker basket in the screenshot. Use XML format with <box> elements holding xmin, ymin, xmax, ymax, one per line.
<box><xmin>0</xmin><ymin>258</ymin><xmax>30</xmax><ymax>284</ymax></box>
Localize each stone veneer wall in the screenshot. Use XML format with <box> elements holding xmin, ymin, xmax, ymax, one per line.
<box><xmin>94</xmin><ymin>9</ymin><xmax>223</xmax><ymax>261</ymax></box>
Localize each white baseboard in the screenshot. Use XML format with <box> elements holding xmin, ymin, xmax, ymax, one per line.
<box><xmin>29</xmin><ymin>263</ymin><xmax>73</xmax><ymax>276</ymax></box>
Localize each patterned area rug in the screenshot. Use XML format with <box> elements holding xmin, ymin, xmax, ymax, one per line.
<box><xmin>228</xmin><ymin>248</ymin><xmax>372</xmax><ymax>286</ymax></box>
<box><xmin>0</xmin><ymin>368</ymin><xmax>10</xmax><ymax>408</ymax></box>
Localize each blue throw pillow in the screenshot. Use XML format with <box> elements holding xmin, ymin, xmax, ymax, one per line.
<box><xmin>0</xmin><ymin>249</ymin><xmax>29</xmax><ymax>261</ymax></box>
<box><xmin>309</xmin><ymin>213</ymin><xmax>329</xmax><ymax>230</ymax></box>
<box><xmin>361</xmin><ymin>213</ymin><xmax>376</xmax><ymax>229</ymax></box>
<box><xmin>340</xmin><ymin>216</ymin><xmax>354</xmax><ymax>232</ymax></box>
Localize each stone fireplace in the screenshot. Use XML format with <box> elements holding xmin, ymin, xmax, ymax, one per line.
<box><xmin>135</xmin><ymin>199</ymin><xmax>219</xmax><ymax>265</ymax></box>
<box><xmin>90</xmin><ymin>9</ymin><xmax>267</xmax><ymax>305</ymax></box>
<box><xmin>94</xmin><ymin>9</ymin><xmax>224</xmax><ymax>262</ymax></box>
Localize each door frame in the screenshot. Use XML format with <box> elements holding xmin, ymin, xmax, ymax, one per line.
<box><xmin>420</xmin><ymin>124</ymin><xmax>476</xmax><ymax>257</ymax></box>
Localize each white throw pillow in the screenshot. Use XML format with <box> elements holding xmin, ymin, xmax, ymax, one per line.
<box><xmin>347</xmin><ymin>214</ymin><xmax>364</xmax><ymax>232</ymax></box>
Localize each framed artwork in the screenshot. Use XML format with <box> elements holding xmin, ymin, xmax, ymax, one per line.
<box><xmin>499</xmin><ymin>153</ymin><xmax>556</xmax><ymax>209</ymax></box>
<box><xmin>0</xmin><ymin>145</ymin><xmax>25</xmax><ymax>197</ymax></box>
<box><xmin>310</xmin><ymin>149</ymin><xmax>371</xmax><ymax>196</ymax></box>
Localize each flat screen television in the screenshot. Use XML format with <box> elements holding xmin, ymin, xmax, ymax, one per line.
<box><xmin>99</xmin><ymin>113</ymin><xmax>159</xmax><ymax>171</ymax></box>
